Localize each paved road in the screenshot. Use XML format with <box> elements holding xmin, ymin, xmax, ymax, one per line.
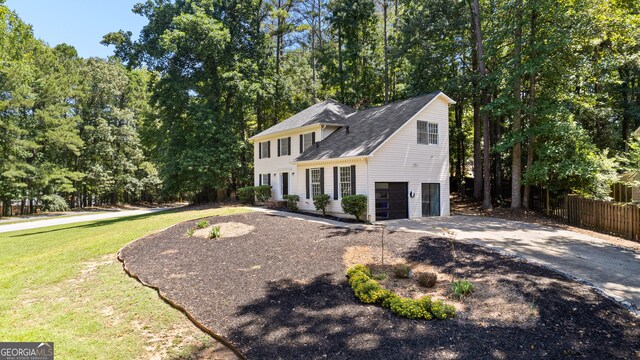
<box><xmin>0</xmin><ymin>207</ymin><xmax>172</xmax><ymax>234</ymax></box>
<box><xmin>380</xmin><ymin>215</ymin><xmax>640</xmax><ymax>313</ymax></box>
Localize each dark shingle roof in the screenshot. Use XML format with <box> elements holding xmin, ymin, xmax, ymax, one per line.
<box><xmin>251</xmin><ymin>99</ymin><xmax>356</xmax><ymax>139</ymax></box>
<box><xmin>295</xmin><ymin>92</ymin><xmax>441</xmax><ymax>161</ymax></box>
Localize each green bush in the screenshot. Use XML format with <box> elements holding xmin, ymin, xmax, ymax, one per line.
<box><xmin>186</xmin><ymin>228</ymin><xmax>195</xmax><ymax>237</ymax></box>
<box><xmin>417</xmin><ymin>272</ymin><xmax>437</xmax><ymax>288</ymax></box>
<box><xmin>209</xmin><ymin>226</ymin><xmax>221</xmax><ymax>239</ymax></box>
<box><xmin>313</xmin><ymin>194</ymin><xmax>331</xmax><ymax>216</ymax></box>
<box><xmin>283</xmin><ymin>194</ymin><xmax>299</xmax><ymax>211</ymax></box>
<box><xmin>237</xmin><ymin>186</ymin><xmax>255</xmax><ymax>205</ymax></box>
<box><xmin>346</xmin><ymin>264</ymin><xmax>455</xmax><ymax>321</ymax></box>
<box><xmin>451</xmin><ymin>280</ymin><xmax>474</xmax><ymax>299</ymax></box>
<box><xmin>341</xmin><ymin>194</ymin><xmax>367</xmax><ymax>221</ymax></box>
<box><xmin>40</xmin><ymin>194</ymin><xmax>69</xmax><ymax>212</ymax></box>
<box><xmin>196</xmin><ymin>220</ymin><xmax>209</xmax><ymax>229</ymax></box>
<box><xmin>255</xmin><ymin>185</ymin><xmax>272</xmax><ymax>202</ymax></box>
<box><xmin>394</xmin><ymin>264</ymin><xmax>411</xmax><ymax>279</ymax></box>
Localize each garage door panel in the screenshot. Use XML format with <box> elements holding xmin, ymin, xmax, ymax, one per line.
<box><xmin>375</xmin><ymin>182</ymin><xmax>408</xmax><ymax>220</ymax></box>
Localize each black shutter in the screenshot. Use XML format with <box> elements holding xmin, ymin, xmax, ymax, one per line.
<box><xmin>333</xmin><ymin>167</ymin><xmax>339</xmax><ymax>200</ymax></box>
<box><xmin>305</xmin><ymin>169</ymin><xmax>310</xmax><ymax>199</ymax></box>
<box><xmin>259</xmin><ymin>174</ymin><xmax>262</xmax><ymax>186</ymax></box>
<box><xmin>350</xmin><ymin>165</ymin><xmax>356</xmax><ymax>195</ymax></box>
<box><xmin>277</xmin><ymin>139</ymin><xmax>281</xmax><ymax>157</ymax></box>
<box><xmin>320</xmin><ymin>168</ymin><xmax>325</xmax><ymax>195</ymax></box>
<box><xmin>259</xmin><ymin>142</ymin><xmax>262</xmax><ymax>159</ymax></box>
<box><xmin>287</xmin><ymin>137</ymin><xmax>291</xmax><ymax>155</ymax></box>
<box><xmin>311</xmin><ymin>132</ymin><xmax>316</xmax><ymax>144</ymax></box>
<box><xmin>267</xmin><ymin>174</ymin><xmax>271</xmax><ymax>185</ymax></box>
<box><xmin>299</xmin><ymin>134</ymin><xmax>303</xmax><ymax>153</ymax></box>
<box><xmin>267</xmin><ymin>141</ymin><xmax>271</xmax><ymax>158</ymax></box>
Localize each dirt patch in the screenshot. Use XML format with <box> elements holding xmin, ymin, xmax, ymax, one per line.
<box><xmin>192</xmin><ymin>222</ymin><xmax>255</xmax><ymax>239</ymax></box>
<box><xmin>119</xmin><ymin>212</ymin><xmax>640</xmax><ymax>359</ymax></box>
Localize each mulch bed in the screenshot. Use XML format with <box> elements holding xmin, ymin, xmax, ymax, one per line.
<box><xmin>119</xmin><ymin>212</ymin><xmax>639</xmax><ymax>359</ymax></box>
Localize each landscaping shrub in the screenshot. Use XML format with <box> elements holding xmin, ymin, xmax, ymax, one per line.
<box><xmin>283</xmin><ymin>194</ymin><xmax>299</xmax><ymax>211</ymax></box>
<box><xmin>196</xmin><ymin>220</ymin><xmax>209</xmax><ymax>229</ymax></box>
<box><xmin>186</xmin><ymin>228</ymin><xmax>195</xmax><ymax>237</ymax></box>
<box><xmin>313</xmin><ymin>194</ymin><xmax>331</xmax><ymax>215</ymax></box>
<box><xmin>237</xmin><ymin>186</ymin><xmax>256</xmax><ymax>205</ymax></box>
<box><xmin>346</xmin><ymin>264</ymin><xmax>456</xmax><ymax>321</ymax></box>
<box><xmin>452</xmin><ymin>280</ymin><xmax>474</xmax><ymax>299</ymax></box>
<box><xmin>209</xmin><ymin>225</ymin><xmax>221</xmax><ymax>239</ymax></box>
<box><xmin>417</xmin><ymin>272</ymin><xmax>437</xmax><ymax>288</ymax></box>
<box><xmin>394</xmin><ymin>264</ymin><xmax>412</xmax><ymax>279</ymax></box>
<box><xmin>341</xmin><ymin>194</ymin><xmax>367</xmax><ymax>221</ymax></box>
<box><xmin>40</xmin><ymin>194</ymin><xmax>69</xmax><ymax>212</ymax></box>
<box><xmin>255</xmin><ymin>185</ymin><xmax>272</xmax><ymax>202</ymax></box>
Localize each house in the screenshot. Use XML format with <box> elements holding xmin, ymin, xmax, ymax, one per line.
<box><xmin>249</xmin><ymin>92</ymin><xmax>455</xmax><ymax>221</ymax></box>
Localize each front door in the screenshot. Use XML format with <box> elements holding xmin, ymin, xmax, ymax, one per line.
<box><xmin>375</xmin><ymin>182</ymin><xmax>408</xmax><ymax>220</ymax></box>
<box><xmin>421</xmin><ymin>183</ymin><xmax>440</xmax><ymax>216</ymax></box>
<box><xmin>282</xmin><ymin>172</ymin><xmax>289</xmax><ymax>196</ymax></box>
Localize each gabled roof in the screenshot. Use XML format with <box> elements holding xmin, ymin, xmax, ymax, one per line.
<box><xmin>250</xmin><ymin>99</ymin><xmax>356</xmax><ymax>139</ymax></box>
<box><xmin>295</xmin><ymin>92</ymin><xmax>449</xmax><ymax>162</ymax></box>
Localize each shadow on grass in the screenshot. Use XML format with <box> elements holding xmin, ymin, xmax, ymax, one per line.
<box><xmin>7</xmin><ymin>205</ymin><xmax>224</xmax><ymax>238</ymax></box>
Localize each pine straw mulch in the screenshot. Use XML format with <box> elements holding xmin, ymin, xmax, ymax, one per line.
<box><xmin>119</xmin><ymin>211</ymin><xmax>639</xmax><ymax>359</ymax></box>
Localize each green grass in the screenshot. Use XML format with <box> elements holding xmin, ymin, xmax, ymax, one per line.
<box><xmin>0</xmin><ymin>206</ymin><xmax>249</xmax><ymax>359</ymax></box>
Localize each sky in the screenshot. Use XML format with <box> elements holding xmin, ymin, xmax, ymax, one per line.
<box><xmin>4</xmin><ymin>0</ymin><xmax>147</xmax><ymax>58</ymax></box>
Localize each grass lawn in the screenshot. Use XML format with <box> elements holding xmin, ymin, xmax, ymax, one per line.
<box><xmin>0</xmin><ymin>206</ymin><xmax>249</xmax><ymax>359</ymax></box>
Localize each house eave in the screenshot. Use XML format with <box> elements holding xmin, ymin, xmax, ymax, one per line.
<box><xmin>248</xmin><ymin>122</ymin><xmax>345</xmax><ymax>142</ymax></box>
<box><xmin>292</xmin><ymin>155</ymin><xmax>369</xmax><ymax>166</ymax></box>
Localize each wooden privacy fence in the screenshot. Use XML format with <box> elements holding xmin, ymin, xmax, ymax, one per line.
<box><xmin>545</xmin><ymin>194</ymin><xmax>640</xmax><ymax>241</ymax></box>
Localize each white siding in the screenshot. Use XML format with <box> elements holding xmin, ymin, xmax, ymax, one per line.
<box><xmin>253</xmin><ymin>127</ymin><xmax>321</xmax><ymax>200</ymax></box>
<box><xmin>295</xmin><ymin>161</ymin><xmax>368</xmax><ymax>217</ymax></box>
<box><xmin>367</xmin><ymin>96</ymin><xmax>451</xmax><ymax>220</ymax></box>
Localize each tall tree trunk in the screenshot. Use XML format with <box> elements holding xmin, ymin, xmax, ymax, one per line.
<box><xmin>620</xmin><ymin>65</ymin><xmax>630</xmax><ymax>152</ymax></box>
<box><xmin>455</xmin><ymin>102</ymin><xmax>465</xmax><ymax>197</ymax></box>
<box><xmin>311</xmin><ymin>0</ymin><xmax>318</xmax><ymax>102</ymax></box>
<box><xmin>523</xmin><ymin>10</ymin><xmax>537</xmax><ymax>210</ymax></box>
<box><xmin>338</xmin><ymin>28</ymin><xmax>345</xmax><ymax>103</ymax></box>
<box><xmin>470</xmin><ymin>15</ymin><xmax>483</xmax><ymax>200</ymax></box>
<box><xmin>511</xmin><ymin>0</ymin><xmax>523</xmax><ymax>208</ymax></box>
<box><xmin>470</xmin><ymin>0</ymin><xmax>492</xmax><ymax>210</ymax></box>
<box><xmin>383</xmin><ymin>0</ymin><xmax>389</xmax><ymax>105</ymax></box>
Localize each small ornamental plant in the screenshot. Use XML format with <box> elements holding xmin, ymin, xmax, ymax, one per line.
<box><xmin>209</xmin><ymin>226</ymin><xmax>221</xmax><ymax>239</ymax></box>
<box><xmin>394</xmin><ymin>264</ymin><xmax>412</xmax><ymax>279</ymax></box>
<box><xmin>196</xmin><ymin>220</ymin><xmax>209</xmax><ymax>229</ymax></box>
<box><xmin>417</xmin><ymin>272</ymin><xmax>438</xmax><ymax>288</ymax></box>
<box><xmin>452</xmin><ymin>280</ymin><xmax>474</xmax><ymax>299</ymax></box>
<box><xmin>186</xmin><ymin>228</ymin><xmax>195</xmax><ymax>237</ymax></box>
<box><xmin>283</xmin><ymin>194</ymin><xmax>300</xmax><ymax>211</ymax></box>
<box><xmin>341</xmin><ymin>194</ymin><xmax>367</xmax><ymax>221</ymax></box>
<box><xmin>313</xmin><ymin>194</ymin><xmax>331</xmax><ymax>216</ymax></box>
<box><xmin>346</xmin><ymin>264</ymin><xmax>455</xmax><ymax>321</ymax></box>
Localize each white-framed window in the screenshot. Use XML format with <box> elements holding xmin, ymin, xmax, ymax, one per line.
<box><xmin>310</xmin><ymin>168</ymin><xmax>321</xmax><ymax>198</ymax></box>
<box><xmin>417</xmin><ymin>121</ymin><xmax>438</xmax><ymax>145</ymax></box>
<box><xmin>260</xmin><ymin>141</ymin><xmax>270</xmax><ymax>158</ymax></box>
<box><xmin>260</xmin><ymin>174</ymin><xmax>270</xmax><ymax>186</ymax></box>
<box><xmin>339</xmin><ymin>166</ymin><xmax>351</xmax><ymax>198</ymax></box>
<box><xmin>428</xmin><ymin>122</ymin><xmax>438</xmax><ymax>145</ymax></box>
<box><xmin>279</xmin><ymin>137</ymin><xmax>290</xmax><ymax>156</ymax></box>
<box><xmin>302</xmin><ymin>133</ymin><xmax>314</xmax><ymax>151</ymax></box>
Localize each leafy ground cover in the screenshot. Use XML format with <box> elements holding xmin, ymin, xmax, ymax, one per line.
<box><xmin>0</xmin><ymin>206</ymin><xmax>248</xmax><ymax>359</ymax></box>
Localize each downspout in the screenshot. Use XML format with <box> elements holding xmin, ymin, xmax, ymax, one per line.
<box><xmin>366</xmin><ymin>156</ymin><xmax>371</xmax><ymax>222</ymax></box>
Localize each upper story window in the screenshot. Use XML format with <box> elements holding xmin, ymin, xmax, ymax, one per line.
<box><xmin>339</xmin><ymin>166</ymin><xmax>351</xmax><ymax>198</ymax></box>
<box><xmin>417</xmin><ymin>121</ymin><xmax>438</xmax><ymax>145</ymax></box>
<box><xmin>301</xmin><ymin>132</ymin><xmax>315</xmax><ymax>152</ymax></box>
<box><xmin>259</xmin><ymin>141</ymin><xmax>271</xmax><ymax>158</ymax></box>
<box><xmin>278</xmin><ymin>137</ymin><xmax>290</xmax><ymax>156</ymax></box>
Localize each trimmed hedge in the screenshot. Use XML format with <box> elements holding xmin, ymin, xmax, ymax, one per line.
<box><xmin>237</xmin><ymin>186</ymin><xmax>256</xmax><ymax>205</ymax></box>
<box><xmin>255</xmin><ymin>185</ymin><xmax>272</xmax><ymax>202</ymax></box>
<box><xmin>283</xmin><ymin>194</ymin><xmax>299</xmax><ymax>211</ymax></box>
<box><xmin>313</xmin><ymin>194</ymin><xmax>331</xmax><ymax>215</ymax></box>
<box><xmin>346</xmin><ymin>264</ymin><xmax>456</xmax><ymax>321</ymax></box>
<box><xmin>341</xmin><ymin>194</ymin><xmax>367</xmax><ymax>221</ymax></box>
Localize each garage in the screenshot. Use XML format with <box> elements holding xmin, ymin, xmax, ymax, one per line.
<box><xmin>374</xmin><ymin>182</ymin><xmax>408</xmax><ymax>220</ymax></box>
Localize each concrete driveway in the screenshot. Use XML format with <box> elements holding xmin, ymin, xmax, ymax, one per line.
<box><xmin>0</xmin><ymin>207</ymin><xmax>173</xmax><ymax>234</ymax></box>
<box><xmin>381</xmin><ymin>215</ymin><xmax>640</xmax><ymax>313</ymax></box>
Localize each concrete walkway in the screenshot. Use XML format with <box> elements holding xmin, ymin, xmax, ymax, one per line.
<box><xmin>380</xmin><ymin>215</ymin><xmax>640</xmax><ymax>313</ymax></box>
<box><xmin>0</xmin><ymin>207</ymin><xmax>173</xmax><ymax>234</ymax></box>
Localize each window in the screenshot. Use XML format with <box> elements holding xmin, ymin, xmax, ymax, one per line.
<box><xmin>339</xmin><ymin>166</ymin><xmax>351</xmax><ymax>198</ymax></box>
<box><xmin>428</xmin><ymin>123</ymin><xmax>439</xmax><ymax>145</ymax></box>
<box><xmin>260</xmin><ymin>174</ymin><xmax>270</xmax><ymax>186</ymax></box>
<box><xmin>417</xmin><ymin>121</ymin><xmax>438</xmax><ymax>145</ymax></box>
<box><xmin>302</xmin><ymin>133</ymin><xmax>314</xmax><ymax>151</ymax></box>
<box><xmin>279</xmin><ymin>137</ymin><xmax>290</xmax><ymax>156</ymax></box>
<box><xmin>259</xmin><ymin>141</ymin><xmax>270</xmax><ymax>158</ymax></box>
<box><xmin>310</xmin><ymin>168</ymin><xmax>321</xmax><ymax>198</ymax></box>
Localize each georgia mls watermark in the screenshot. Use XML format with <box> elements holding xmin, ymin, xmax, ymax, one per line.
<box><xmin>0</xmin><ymin>343</ymin><xmax>53</xmax><ymax>360</ymax></box>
